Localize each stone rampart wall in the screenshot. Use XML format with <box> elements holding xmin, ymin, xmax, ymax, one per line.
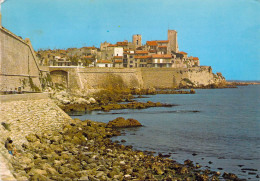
<box><xmin>72</xmin><ymin>67</ymin><xmax>217</xmax><ymax>90</ymax></box>
<box><xmin>141</xmin><ymin>66</ymin><xmax>217</xmax><ymax>88</ymax></box>
<box><xmin>0</xmin><ymin>28</ymin><xmax>41</xmax><ymax>92</ymax></box>
<box><xmin>77</xmin><ymin>67</ymin><xmax>143</xmax><ymax>89</ymax></box>
<box><xmin>48</xmin><ymin>66</ymin><xmax>222</xmax><ymax>91</ymax></box>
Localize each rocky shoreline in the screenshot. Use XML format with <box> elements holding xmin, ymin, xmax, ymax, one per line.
<box><xmin>7</xmin><ymin>119</ymin><xmax>245</xmax><ymax>181</ymax></box>
<box><xmin>53</xmin><ymin>88</ymin><xmax>194</xmax><ymax>113</ymax></box>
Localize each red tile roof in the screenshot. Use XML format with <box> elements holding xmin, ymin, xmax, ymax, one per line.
<box><xmin>83</xmin><ymin>56</ymin><xmax>94</xmax><ymax>59</ymax></box>
<box><xmin>134</xmin><ymin>55</ymin><xmax>151</xmax><ymax>59</ymax></box>
<box><xmin>117</xmin><ymin>42</ymin><xmax>128</xmax><ymax>46</ymax></box>
<box><xmin>97</xmin><ymin>60</ymin><xmax>112</xmax><ymax>63</ymax></box>
<box><xmin>152</xmin><ymin>54</ymin><xmax>172</xmax><ymax>59</ymax></box>
<box><xmin>193</xmin><ymin>57</ymin><xmax>199</xmax><ymax>60</ymax></box>
<box><xmin>147</xmin><ymin>41</ymin><xmax>158</xmax><ymax>46</ymax></box>
<box><xmin>179</xmin><ymin>51</ymin><xmax>188</xmax><ymax>55</ymax></box>
<box><xmin>157</xmin><ymin>40</ymin><xmax>169</xmax><ymax>43</ymax></box>
<box><xmin>135</xmin><ymin>50</ymin><xmax>149</xmax><ymax>54</ymax></box>
<box><xmin>158</xmin><ymin>45</ymin><xmax>167</xmax><ymax>48</ymax></box>
<box><xmin>114</xmin><ymin>56</ymin><xmax>123</xmax><ymax>59</ymax></box>
<box><xmin>108</xmin><ymin>44</ymin><xmax>118</xmax><ymax>47</ymax></box>
<box><xmin>114</xmin><ymin>60</ymin><xmax>123</xmax><ymax>63</ymax></box>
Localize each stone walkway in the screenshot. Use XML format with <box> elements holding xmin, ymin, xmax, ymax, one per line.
<box><xmin>0</xmin><ymin>154</ymin><xmax>16</xmax><ymax>181</ymax></box>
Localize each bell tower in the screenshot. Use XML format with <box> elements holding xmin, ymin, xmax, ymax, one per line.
<box><xmin>132</xmin><ymin>34</ymin><xmax>142</xmax><ymax>48</ymax></box>
<box><xmin>167</xmin><ymin>30</ymin><xmax>179</xmax><ymax>53</ymax></box>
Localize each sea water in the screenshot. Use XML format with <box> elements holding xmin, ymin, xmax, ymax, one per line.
<box><xmin>71</xmin><ymin>85</ymin><xmax>260</xmax><ymax>180</ymax></box>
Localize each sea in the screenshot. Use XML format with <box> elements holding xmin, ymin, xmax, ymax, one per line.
<box><xmin>71</xmin><ymin>85</ymin><xmax>260</xmax><ymax>180</ymax></box>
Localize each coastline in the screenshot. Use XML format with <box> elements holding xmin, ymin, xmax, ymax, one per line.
<box><xmin>1</xmin><ymin>85</ymin><xmax>258</xmax><ymax>180</ymax></box>
<box><xmin>2</xmin><ymin>119</ymin><xmax>241</xmax><ymax>181</ymax></box>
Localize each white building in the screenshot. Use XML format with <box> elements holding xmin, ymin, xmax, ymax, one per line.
<box><xmin>113</xmin><ymin>47</ymin><xmax>123</xmax><ymax>57</ymax></box>
<box><xmin>96</xmin><ymin>60</ymin><xmax>113</xmax><ymax>67</ymax></box>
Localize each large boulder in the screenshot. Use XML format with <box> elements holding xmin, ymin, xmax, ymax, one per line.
<box><xmin>106</xmin><ymin>117</ymin><xmax>142</xmax><ymax>128</ymax></box>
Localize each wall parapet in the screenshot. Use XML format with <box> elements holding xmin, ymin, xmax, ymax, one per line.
<box><xmin>0</xmin><ymin>93</ymin><xmax>49</xmax><ymax>103</ymax></box>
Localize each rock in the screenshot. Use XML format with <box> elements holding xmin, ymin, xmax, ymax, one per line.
<box><xmin>180</xmin><ymin>167</ymin><xmax>189</xmax><ymax>174</ymax></box>
<box><xmin>62</xmin><ymin>99</ymin><xmax>70</xmax><ymax>104</ymax></box>
<box><xmin>26</xmin><ymin>134</ymin><xmax>38</xmax><ymax>142</ymax></box>
<box><xmin>75</xmin><ymin>98</ymin><xmax>89</xmax><ymax>104</ymax></box>
<box><xmin>119</xmin><ymin>161</ymin><xmax>126</xmax><ymax>165</ymax></box>
<box><xmin>241</xmin><ymin>168</ymin><xmax>258</xmax><ymax>171</ymax></box>
<box><xmin>28</xmin><ymin>169</ymin><xmax>48</xmax><ymax>176</ymax></box>
<box><xmin>79</xmin><ymin>176</ymin><xmax>89</xmax><ymax>181</ymax></box>
<box><xmin>196</xmin><ymin>164</ymin><xmax>201</xmax><ymax>169</ymax></box>
<box><xmin>124</xmin><ymin>174</ymin><xmax>131</xmax><ymax>180</ymax></box>
<box><xmin>41</xmin><ymin>163</ymin><xmax>59</xmax><ymax>175</ymax></box>
<box><xmin>153</xmin><ymin>166</ymin><xmax>164</xmax><ymax>175</ymax></box>
<box><xmin>196</xmin><ymin>174</ymin><xmax>209</xmax><ymax>181</ymax></box>
<box><xmin>184</xmin><ymin>159</ymin><xmax>193</xmax><ymax>167</ymax></box>
<box><xmin>89</xmin><ymin>97</ymin><xmax>96</xmax><ymax>104</ymax></box>
<box><xmin>96</xmin><ymin>171</ymin><xmax>105</xmax><ymax>178</ymax></box>
<box><xmin>190</xmin><ymin>89</ymin><xmax>196</xmax><ymax>94</ymax></box>
<box><xmin>106</xmin><ymin>117</ymin><xmax>142</xmax><ymax>128</ymax></box>
<box><xmin>30</xmin><ymin>174</ymin><xmax>49</xmax><ymax>181</ymax></box>
<box><xmin>222</xmin><ymin>172</ymin><xmax>238</xmax><ymax>180</ymax></box>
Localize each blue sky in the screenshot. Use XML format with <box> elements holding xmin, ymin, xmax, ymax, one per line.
<box><xmin>1</xmin><ymin>0</ymin><xmax>260</xmax><ymax>80</ymax></box>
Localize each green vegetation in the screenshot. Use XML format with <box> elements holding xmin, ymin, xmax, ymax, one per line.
<box><xmin>1</xmin><ymin>122</ymin><xmax>11</xmax><ymax>131</ymax></box>
<box><xmin>29</xmin><ymin>77</ymin><xmax>41</xmax><ymax>92</ymax></box>
<box><xmin>39</xmin><ymin>72</ymin><xmax>53</xmax><ymax>90</ymax></box>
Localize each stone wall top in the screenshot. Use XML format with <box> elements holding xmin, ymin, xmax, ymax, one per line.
<box><xmin>0</xmin><ymin>93</ymin><xmax>50</xmax><ymax>103</ymax></box>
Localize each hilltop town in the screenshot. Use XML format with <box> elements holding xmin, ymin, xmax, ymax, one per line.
<box><xmin>37</xmin><ymin>30</ymin><xmax>200</xmax><ymax>69</ymax></box>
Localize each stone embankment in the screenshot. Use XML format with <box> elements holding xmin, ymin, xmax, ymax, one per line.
<box><xmin>0</xmin><ymin>93</ymin><xmax>72</xmax><ymax>180</ymax></box>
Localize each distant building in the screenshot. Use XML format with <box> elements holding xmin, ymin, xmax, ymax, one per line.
<box><xmin>132</xmin><ymin>34</ymin><xmax>142</xmax><ymax>48</ymax></box>
<box><xmin>37</xmin><ymin>29</ymin><xmax>199</xmax><ymax>69</ymax></box>
<box><xmin>151</xmin><ymin>54</ymin><xmax>173</xmax><ymax>68</ymax></box>
<box><xmin>167</xmin><ymin>30</ymin><xmax>179</xmax><ymax>53</ymax></box>
<box><xmin>96</xmin><ymin>60</ymin><xmax>113</xmax><ymax>67</ymax></box>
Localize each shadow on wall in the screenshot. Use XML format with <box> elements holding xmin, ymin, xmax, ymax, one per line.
<box><xmin>50</xmin><ymin>70</ymin><xmax>69</xmax><ymax>89</ymax></box>
<box><xmin>100</xmin><ymin>73</ymin><xmax>126</xmax><ymax>89</ymax></box>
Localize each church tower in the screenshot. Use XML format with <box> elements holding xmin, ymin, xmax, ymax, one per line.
<box><xmin>132</xmin><ymin>34</ymin><xmax>142</xmax><ymax>48</ymax></box>
<box><xmin>167</xmin><ymin>30</ymin><xmax>179</xmax><ymax>53</ymax></box>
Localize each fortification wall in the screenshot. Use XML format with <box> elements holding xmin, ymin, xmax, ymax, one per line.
<box><xmin>140</xmin><ymin>66</ymin><xmax>216</xmax><ymax>88</ymax></box>
<box><xmin>0</xmin><ymin>28</ymin><xmax>41</xmax><ymax>92</ymax></box>
<box><xmin>48</xmin><ymin>67</ymin><xmax>223</xmax><ymax>91</ymax></box>
<box><xmin>77</xmin><ymin>67</ymin><xmax>143</xmax><ymax>90</ymax></box>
